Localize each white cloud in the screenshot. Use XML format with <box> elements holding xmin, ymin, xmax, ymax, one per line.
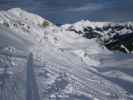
<box><xmin>65</xmin><ymin>3</ymin><xmax>103</xmax><ymax>12</ymax></box>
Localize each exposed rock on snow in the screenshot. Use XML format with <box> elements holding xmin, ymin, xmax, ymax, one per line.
<box><xmin>62</xmin><ymin>20</ymin><xmax>133</xmax><ymax>53</ymax></box>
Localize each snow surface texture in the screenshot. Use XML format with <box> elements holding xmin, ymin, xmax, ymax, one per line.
<box><xmin>0</xmin><ymin>8</ymin><xmax>133</xmax><ymax>100</ymax></box>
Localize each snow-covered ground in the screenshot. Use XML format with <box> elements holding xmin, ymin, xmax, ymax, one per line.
<box><xmin>0</xmin><ymin>8</ymin><xmax>133</xmax><ymax>100</ymax></box>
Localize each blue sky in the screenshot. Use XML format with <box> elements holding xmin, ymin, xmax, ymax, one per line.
<box><xmin>0</xmin><ymin>0</ymin><xmax>132</xmax><ymax>24</ymax></box>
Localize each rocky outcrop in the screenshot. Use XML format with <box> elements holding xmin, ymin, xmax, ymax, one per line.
<box><xmin>63</xmin><ymin>21</ymin><xmax>133</xmax><ymax>53</ymax></box>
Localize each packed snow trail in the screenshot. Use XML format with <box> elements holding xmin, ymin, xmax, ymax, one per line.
<box><xmin>26</xmin><ymin>53</ymin><xmax>40</xmax><ymax>100</ymax></box>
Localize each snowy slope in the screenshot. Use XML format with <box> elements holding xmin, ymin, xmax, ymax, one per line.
<box><xmin>0</xmin><ymin>8</ymin><xmax>133</xmax><ymax>100</ymax></box>
<box><xmin>0</xmin><ymin>8</ymin><xmax>54</xmax><ymax>50</ymax></box>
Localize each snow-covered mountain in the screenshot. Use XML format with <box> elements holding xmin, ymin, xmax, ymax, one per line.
<box><xmin>0</xmin><ymin>8</ymin><xmax>133</xmax><ymax>100</ymax></box>
<box><xmin>62</xmin><ymin>20</ymin><xmax>133</xmax><ymax>53</ymax></box>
